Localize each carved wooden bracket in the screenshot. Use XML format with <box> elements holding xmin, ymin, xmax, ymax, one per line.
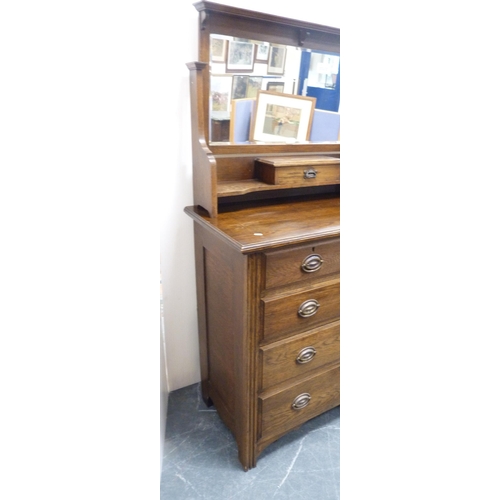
<box><xmin>200</xmin><ymin>10</ymin><xmax>208</xmax><ymax>30</ymax></box>
<box><xmin>298</xmin><ymin>28</ymin><xmax>311</xmax><ymax>46</ymax></box>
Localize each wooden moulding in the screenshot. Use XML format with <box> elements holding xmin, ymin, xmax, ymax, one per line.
<box><xmin>255</xmin><ymin>155</ymin><xmax>340</xmax><ymax>187</ymax></box>
<box><xmin>193</xmin><ymin>1</ymin><xmax>340</xmax><ymax>54</ymax></box>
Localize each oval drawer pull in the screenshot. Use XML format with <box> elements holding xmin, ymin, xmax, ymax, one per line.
<box><xmin>301</xmin><ymin>253</ymin><xmax>324</xmax><ymax>273</ymax></box>
<box><xmin>303</xmin><ymin>168</ymin><xmax>317</xmax><ymax>179</ymax></box>
<box><xmin>296</xmin><ymin>346</ymin><xmax>317</xmax><ymax>364</ymax></box>
<box><xmin>298</xmin><ymin>299</ymin><xmax>320</xmax><ymax>318</ymax></box>
<box><xmin>292</xmin><ymin>393</ymin><xmax>311</xmax><ymax>410</ymax></box>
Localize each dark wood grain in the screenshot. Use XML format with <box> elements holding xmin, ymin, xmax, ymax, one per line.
<box><xmin>258</xmin><ymin>365</ymin><xmax>340</xmax><ymax>442</ymax></box>
<box><xmin>255</xmin><ymin>156</ymin><xmax>340</xmax><ymax>187</ymax></box>
<box><xmin>205</xmin><ymin>246</ymin><xmax>236</xmax><ymax>416</ymax></box>
<box><xmin>264</xmin><ymin>238</ymin><xmax>339</xmax><ymax>289</ymax></box>
<box><xmin>256</xmin><ymin>164</ymin><xmax>340</xmax><ymax>187</ymax></box>
<box><xmin>261</xmin><ymin>279</ymin><xmax>340</xmax><ymax>343</ymax></box>
<box><xmin>260</xmin><ymin>321</ymin><xmax>340</xmax><ymax>390</ymax></box>
<box><xmin>187</xmin><ymin>62</ymin><xmax>218</xmax><ymax>217</ymax></box>
<box><xmin>194</xmin><ymin>222</ymin><xmax>260</xmax><ymax>468</ymax></box>
<box><xmin>193</xmin><ymin>226</ymin><xmax>211</xmax><ymax>405</ymax></box>
<box><xmin>185</xmin><ymin>194</ymin><xmax>340</xmax><ymax>253</ymax></box>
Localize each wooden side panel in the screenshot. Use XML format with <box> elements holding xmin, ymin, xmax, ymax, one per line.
<box><xmin>205</xmin><ymin>247</ymin><xmax>237</xmax><ymax>417</ymax></box>
<box><xmin>216</xmin><ymin>156</ymin><xmax>256</xmax><ymax>182</ymax></box>
<box><xmin>193</xmin><ymin>225</ymin><xmax>211</xmax><ymax>405</ymax></box>
<box><xmin>193</xmin><ymin>222</ymin><xmax>264</xmax><ymax>470</ymax></box>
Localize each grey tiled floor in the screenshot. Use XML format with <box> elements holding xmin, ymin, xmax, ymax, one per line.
<box><xmin>160</xmin><ymin>383</ymin><xmax>340</xmax><ymax>500</ymax></box>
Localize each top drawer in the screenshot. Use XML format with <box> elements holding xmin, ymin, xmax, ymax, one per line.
<box><xmin>264</xmin><ymin>239</ymin><xmax>339</xmax><ymax>289</ymax></box>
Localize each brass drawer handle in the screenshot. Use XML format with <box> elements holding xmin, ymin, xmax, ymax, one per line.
<box><xmin>303</xmin><ymin>168</ymin><xmax>317</xmax><ymax>179</ymax></box>
<box><xmin>298</xmin><ymin>299</ymin><xmax>320</xmax><ymax>318</ymax></box>
<box><xmin>301</xmin><ymin>254</ymin><xmax>324</xmax><ymax>273</ymax></box>
<box><xmin>292</xmin><ymin>393</ymin><xmax>311</xmax><ymax>410</ymax></box>
<box><xmin>296</xmin><ymin>346</ymin><xmax>317</xmax><ymax>364</ymax></box>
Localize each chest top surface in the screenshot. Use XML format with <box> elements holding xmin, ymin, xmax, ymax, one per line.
<box><xmin>185</xmin><ymin>194</ymin><xmax>340</xmax><ymax>253</ymax></box>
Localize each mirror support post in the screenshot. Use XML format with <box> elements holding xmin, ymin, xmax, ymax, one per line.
<box><xmin>187</xmin><ymin>61</ymin><xmax>218</xmax><ymax>218</ymax></box>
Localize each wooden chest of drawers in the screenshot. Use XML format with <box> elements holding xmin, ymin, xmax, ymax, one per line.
<box><xmin>185</xmin><ymin>195</ymin><xmax>340</xmax><ymax>470</ymax></box>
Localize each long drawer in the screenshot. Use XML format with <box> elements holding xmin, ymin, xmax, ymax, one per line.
<box><xmin>261</xmin><ymin>280</ymin><xmax>340</xmax><ymax>343</ymax></box>
<box><xmin>258</xmin><ymin>365</ymin><xmax>340</xmax><ymax>442</ymax></box>
<box><xmin>264</xmin><ymin>238</ymin><xmax>339</xmax><ymax>289</ymax></box>
<box><xmin>260</xmin><ymin>321</ymin><xmax>340</xmax><ymax>391</ymax></box>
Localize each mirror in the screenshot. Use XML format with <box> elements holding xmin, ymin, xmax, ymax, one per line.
<box><xmin>208</xmin><ymin>35</ymin><xmax>340</xmax><ymax>144</ymax></box>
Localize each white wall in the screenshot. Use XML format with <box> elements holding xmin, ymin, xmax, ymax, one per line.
<box><xmin>160</xmin><ymin>279</ymin><xmax>168</xmax><ymax>476</ymax></box>
<box><xmin>159</xmin><ymin>0</ymin><xmax>342</xmax><ymax>391</ymax></box>
<box><xmin>160</xmin><ymin>1</ymin><xmax>200</xmax><ymax>392</ymax></box>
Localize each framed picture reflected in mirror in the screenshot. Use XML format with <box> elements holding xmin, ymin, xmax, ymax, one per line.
<box><xmin>267</xmin><ymin>45</ymin><xmax>286</xmax><ymax>75</ymax></box>
<box><xmin>227</xmin><ymin>40</ymin><xmax>255</xmax><ymax>72</ymax></box>
<box><xmin>210</xmin><ymin>37</ymin><xmax>227</xmax><ymax>63</ymax></box>
<box><xmin>266</xmin><ymin>81</ymin><xmax>285</xmax><ymax>93</ymax></box>
<box><xmin>250</xmin><ymin>91</ymin><xmax>316</xmax><ymax>143</ymax></box>
<box><xmin>255</xmin><ymin>42</ymin><xmax>270</xmax><ymax>62</ymax></box>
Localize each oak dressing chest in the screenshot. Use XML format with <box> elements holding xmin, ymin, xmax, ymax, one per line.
<box><xmin>184</xmin><ymin>1</ymin><xmax>340</xmax><ymax>470</ymax></box>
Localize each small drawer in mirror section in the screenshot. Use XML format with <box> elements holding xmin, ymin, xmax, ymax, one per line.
<box><xmin>255</xmin><ymin>155</ymin><xmax>340</xmax><ymax>187</ymax></box>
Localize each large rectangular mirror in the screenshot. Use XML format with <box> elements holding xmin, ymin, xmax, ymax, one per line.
<box><xmin>209</xmin><ymin>34</ymin><xmax>340</xmax><ymax>144</ymax></box>
<box><xmin>193</xmin><ymin>1</ymin><xmax>340</xmax><ymax>147</ymax></box>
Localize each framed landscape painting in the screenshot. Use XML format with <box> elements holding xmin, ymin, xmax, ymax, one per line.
<box><xmin>250</xmin><ymin>91</ymin><xmax>316</xmax><ymax>142</ymax></box>
<box><xmin>210</xmin><ymin>75</ymin><xmax>233</xmax><ymax>115</ymax></box>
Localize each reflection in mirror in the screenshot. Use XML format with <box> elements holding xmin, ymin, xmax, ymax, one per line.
<box><xmin>209</xmin><ymin>35</ymin><xmax>340</xmax><ymax>144</ymax></box>
<box><xmin>308</xmin><ymin>53</ymin><xmax>340</xmax><ymax>89</ymax></box>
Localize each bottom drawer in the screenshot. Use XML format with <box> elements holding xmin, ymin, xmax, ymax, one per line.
<box><xmin>258</xmin><ymin>365</ymin><xmax>340</xmax><ymax>442</ymax></box>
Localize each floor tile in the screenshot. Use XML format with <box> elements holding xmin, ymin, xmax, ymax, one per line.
<box><xmin>161</xmin><ymin>383</ymin><xmax>340</xmax><ymax>500</ymax></box>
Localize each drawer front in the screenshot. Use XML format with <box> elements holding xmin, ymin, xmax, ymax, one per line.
<box><xmin>255</xmin><ymin>158</ymin><xmax>340</xmax><ymax>187</ymax></box>
<box><xmin>262</xmin><ymin>281</ymin><xmax>340</xmax><ymax>343</ymax></box>
<box><xmin>265</xmin><ymin>239</ymin><xmax>339</xmax><ymax>289</ymax></box>
<box><xmin>272</xmin><ymin>164</ymin><xmax>340</xmax><ymax>186</ymax></box>
<box><xmin>258</xmin><ymin>365</ymin><xmax>340</xmax><ymax>442</ymax></box>
<box><xmin>260</xmin><ymin>321</ymin><xmax>340</xmax><ymax>391</ymax></box>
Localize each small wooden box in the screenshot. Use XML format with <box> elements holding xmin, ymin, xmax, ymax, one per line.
<box><xmin>255</xmin><ymin>155</ymin><xmax>340</xmax><ymax>187</ymax></box>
